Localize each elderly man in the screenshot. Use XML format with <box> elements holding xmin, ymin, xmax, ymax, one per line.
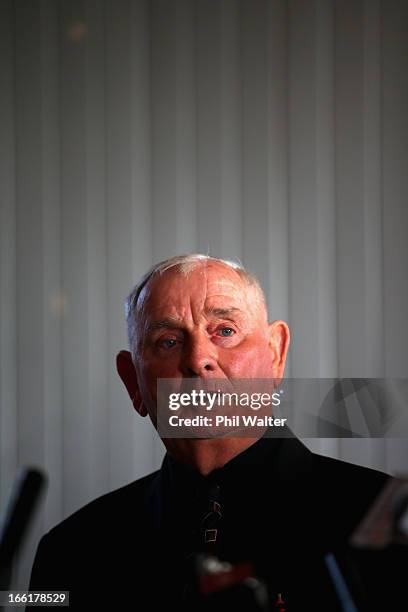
<box><xmin>29</xmin><ymin>254</ymin><xmax>389</xmax><ymax>611</ymax></box>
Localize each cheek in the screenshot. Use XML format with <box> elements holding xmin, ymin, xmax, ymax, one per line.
<box><xmin>223</xmin><ymin>340</ymin><xmax>274</xmax><ymax>378</ymax></box>
<box><xmin>140</xmin><ymin>357</ymin><xmax>180</xmax><ymax>385</ymax></box>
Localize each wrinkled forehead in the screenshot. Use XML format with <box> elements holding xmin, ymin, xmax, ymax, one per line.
<box><xmin>138</xmin><ymin>262</ymin><xmax>253</xmax><ymax>318</ymax></box>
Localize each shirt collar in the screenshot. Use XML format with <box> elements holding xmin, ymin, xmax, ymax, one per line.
<box><xmin>153</xmin><ymin>427</ymin><xmax>311</xmax><ymax>527</ymax></box>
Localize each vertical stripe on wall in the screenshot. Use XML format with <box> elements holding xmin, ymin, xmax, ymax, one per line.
<box><xmin>0</xmin><ymin>0</ymin><xmax>17</xmax><ymax>510</ymax></box>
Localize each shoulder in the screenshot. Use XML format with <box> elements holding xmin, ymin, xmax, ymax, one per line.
<box><xmin>310</xmin><ymin>450</ymin><xmax>389</xmax><ymax>490</ymax></box>
<box><xmin>276</xmin><ymin>436</ymin><xmax>390</xmax><ymax>494</ymax></box>
<box><xmin>29</xmin><ymin>470</ymin><xmax>161</xmax><ymax>593</ymax></box>
<box><xmin>307</xmin><ymin>450</ymin><xmax>391</xmax><ymax>539</ymax></box>
<box><xmin>42</xmin><ymin>470</ymin><xmax>160</xmax><ymax>546</ymax></box>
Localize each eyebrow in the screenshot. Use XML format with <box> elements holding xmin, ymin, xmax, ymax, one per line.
<box><xmin>146</xmin><ymin>307</ymin><xmax>243</xmax><ymax>333</ymax></box>
<box><xmin>145</xmin><ymin>317</ymin><xmax>182</xmax><ymax>334</ymax></box>
<box><xmin>206</xmin><ymin>307</ymin><xmax>243</xmax><ymax>318</ymax></box>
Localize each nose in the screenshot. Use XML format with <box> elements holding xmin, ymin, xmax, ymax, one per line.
<box><xmin>181</xmin><ymin>332</ymin><xmax>218</xmax><ymax>377</ymax></box>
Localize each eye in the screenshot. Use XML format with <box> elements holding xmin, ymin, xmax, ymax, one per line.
<box><xmin>159</xmin><ymin>338</ymin><xmax>178</xmax><ymax>349</ymax></box>
<box><xmin>217</xmin><ymin>327</ymin><xmax>235</xmax><ymax>337</ymax></box>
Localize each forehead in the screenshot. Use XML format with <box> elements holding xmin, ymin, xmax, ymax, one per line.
<box><xmin>140</xmin><ymin>262</ymin><xmax>250</xmax><ymax>316</ymax></box>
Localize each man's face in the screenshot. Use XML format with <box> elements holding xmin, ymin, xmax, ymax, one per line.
<box><xmin>134</xmin><ymin>262</ymin><xmax>288</xmax><ymax>415</ymax></box>
<box><xmin>117</xmin><ymin>261</ymin><xmax>290</xmax><ymax>469</ymax></box>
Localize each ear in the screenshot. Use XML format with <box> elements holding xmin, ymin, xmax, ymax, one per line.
<box><xmin>268</xmin><ymin>320</ymin><xmax>290</xmax><ymax>383</ymax></box>
<box><xmin>116</xmin><ymin>350</ymin><xmax>147</xmax><ymax>417</ymax></box>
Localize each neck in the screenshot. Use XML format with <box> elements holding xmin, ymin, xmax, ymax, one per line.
<box><xmin>165</xmin><ymin>437</ymin><xmax>260</xmax><ymax>476</ymax></box>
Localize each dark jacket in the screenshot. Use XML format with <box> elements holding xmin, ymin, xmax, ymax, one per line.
<box><xmin>28</xmin><ymin>435</ymin><xmax>391</xmax><ymax>611</ymax></box>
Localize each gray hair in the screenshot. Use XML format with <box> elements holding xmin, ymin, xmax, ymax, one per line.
<box><xmin>125</xmin><ymin>254</ymin><xmax>266</xmax><ymax>355</ymax></box>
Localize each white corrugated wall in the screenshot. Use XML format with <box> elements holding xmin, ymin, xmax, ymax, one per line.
<box><xmin>0</xmin><ymin>0</ymin><xmax>407</xmax><ymax>590</ymax></box>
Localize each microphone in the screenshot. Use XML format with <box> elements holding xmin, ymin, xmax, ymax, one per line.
<box><xmin>324</xmin><ymin>553</ymin><xmax>359</xmax><ymax>612</ymax></box>
<box><xmin>391</xmin><ymin>483</ymin><xmax>408</xmax><ymax>540</ymax></box>
<box><xmin>0</xmin><ymin>468</ymin><xmax>47</xmax><ymax>591</ymax></box>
